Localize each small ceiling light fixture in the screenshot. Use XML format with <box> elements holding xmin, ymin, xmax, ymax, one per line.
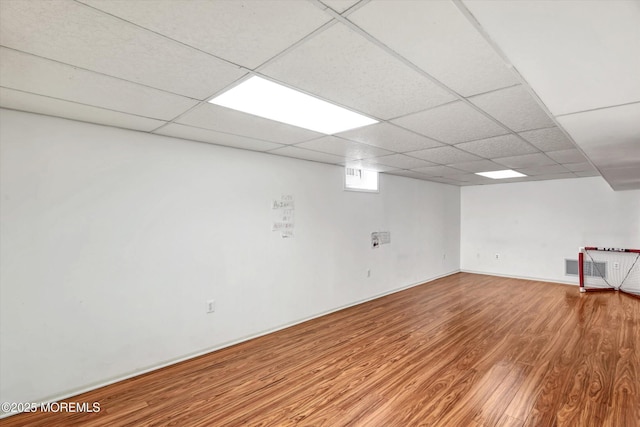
<box><xmin>209</xmin><ymin>76</ymin><xmax>377</xmax><ymax>135</ymax></box>
<box><xmin>475</xmin><ymin>169</ymin><xmax>527</xmax><ymax>179</ymax></box>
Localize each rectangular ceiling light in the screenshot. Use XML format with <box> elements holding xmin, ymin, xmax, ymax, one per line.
<box><xmin>475</xmin><ymin>169</ymin><xmax>527</xmax><ymax>179</ymax></box>
<box><xmin>209</xmin><ymin>76</ymin><xmax>377</xmax><ymax>134</ymax></box>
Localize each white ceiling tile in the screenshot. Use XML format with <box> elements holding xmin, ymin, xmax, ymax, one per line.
<box><xmin>295</xmin><ymin>136</ymin><xmax>393</xmax><ymax>159</ymax></box>
<box><xmin>320</xmin><ymin>0</ymin><xmax>361</xmax><ymax>14</ymax></box>
<box><xmin>528</xmin><ymin>173</ymin><xmax>577</xmax><ymax>182</ymax></box>
<box><xmin>349</xmin><ymin>0</ymin><xmax>519</xmax><ymax>96</ymax></box>
<box><xmin>434</xmin><ymin>174</ymin><xmax>469</xmax><ymax>182</ymax></box>
<box><xmin>78</xmin><ymin>0</ymin><xmax>331</xmax><ymax>69</ymax></box>
<box><xmin>0</xmin><ymin>0</ymin><xmax>246</xmax><ymax>99</ymax></box>
<box><xmin>557</xmin><ymin>103</ymin><xmax>640</xmax><ymax>169</ymax></box>
<box><xmin>154</xmin><ymin>124</ymin><xmax>284</xmax><ymax>152</ymax></box>
<box><xmin>574</xmin><ymin>170</ymin><xmax>601</xmax><ymax>178</ymax></box>
<box><xmin>546</xmin><ymin>149</ymin><xmax>588</xmax><ymax>164</ymax></box>
<box><xmin>341</xmin><ymin>161</ymin><xmax>400</xmax><ymax>173</ymax></box>
<box><xmin>0</xmin><ymin>48</ymin><xmax>198</xmax><ymax>120</ymax></box>
<box><xmin>493</xmin><ymin>153</ymin><xmax>557</xmax><ymax>169</ymax></box>
<box><xmin>455</xmin><ymin>134</ymin><xmax>538</xmax><ymax>158</ymax></box>
<box><xmin>469</xmin><ymin>85</ymin><xmax>555</xmax><ymax>131</ymax></box>
<box><xmin>608</xmin><ymin>182</ymin><xmax>640</xmax><ymax>191</ymax></box>
<box><xmin>261</xmin><ymin>23</ymin><xmax>455</xmax><ymax>120</ymax></box>
<box><xmin>563</xmin><ymin>162</ymin><xmax>595</xmax><ymax>172</ymax></box>
<box><xmin>0</xmin><ymin>88</ymin><xmax>165</xmax><ymax>132</ymax></box>
<box><xmin>407</xmin><ymin>145</ymin><xmax>482</xmax><ymax>164</ymax></box>
<box><xmin>411</xmin><ymin>165</ymin><xmax>466</xmax><ymax>177</ymax></box>
<box><xmin>384</xmin><ymin>170</ymin><xmax>442</xmax><ymax>182</ymax></box>
<box><xmin>392</xmin><ymin>102</ymin><xmax>509</xmax><ymax>144</ymax></box>
<box><xmin>422</xmin><ymin>177</ymin><xmax>462</xmax><ymax>185</ymax></box>
<box><xmin>176</xmin><ymin>103</ymin><xmax>323</xmax><ymax>144</ymax></box>
<box><xmin>463</xmin><ymin>0</ymin><xmax>640</xmax><ymax>115</ymax></box>
<box><xmin>447</xmin><ymin>160</ymin><xmax>506</xmax><ymax>173</ymax></box>
<box><xmin>336</xmin><ymin>122</ymin><xmax>442</xmax><ymax>152</ymax></box>
<box><xmin>517</xmin><ymin>164</ymin><xmax>570</xmax><ymax>176</ymax></box>
<box><xmin>602</xmin><ymin>166</ymin><xmax>640</xmax><ymax>190</ymax></box>
<box><xmin>487</xmin><ymin>177</ymin><xmax>532</xmax><ymax>184</ymax></box>
<box><xmin>267</xmin><ymin>146</ymin><xmax>351</xmax><ymax>164</ymax></box>
<box><xmin>518</xmin><ymin>127</ymin><xmax>575</xmax><ymax>152</ymax></box>
<box><xmin>368</xmin><ymin>154</ymin><xmax>437</xmax><ymax>169</ymax></box>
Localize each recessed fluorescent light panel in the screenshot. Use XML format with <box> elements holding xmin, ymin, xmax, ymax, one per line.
<box><xmin>476</xmin><ymin>170</ymin><xmax>527</xmax><ymax>179</ymax></box>
<box><xmin>209</xmin><ymin>76</ymin><xmax>377</xmax><ymax>134</ymax></box>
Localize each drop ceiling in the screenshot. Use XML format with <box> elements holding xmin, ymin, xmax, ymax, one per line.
<box><xmin>0</xmin><ymin>0</ymin><xmax>638</xmax><ymax>189</ymax></box>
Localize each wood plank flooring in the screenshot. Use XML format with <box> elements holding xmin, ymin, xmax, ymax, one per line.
<box><xmin>2</xmin><ymin>273</ymin><xmax>639</xmax><ymax>426</ymax></box>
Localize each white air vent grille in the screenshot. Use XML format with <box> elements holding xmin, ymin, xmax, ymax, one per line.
<box><xmin>565</xmin><ymin>259</ymin><xmax>607</xmax><ymax>278</ymax></box>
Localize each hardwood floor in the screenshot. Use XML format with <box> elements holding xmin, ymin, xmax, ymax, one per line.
<box><xmin>2</xmin><ymin>273</ymin><xmax>639</xmax><ymax>426</ymax></box>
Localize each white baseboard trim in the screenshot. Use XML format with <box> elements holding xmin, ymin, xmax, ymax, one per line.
<box><xmin>460</xmin><ymin>269</ymin><xmax>578</xmax><ymax>286</ymax></box>
<box><xmin>1</xmin><ymin>269</ymin><xmax>460</xmax><ymax>419</ymax></box>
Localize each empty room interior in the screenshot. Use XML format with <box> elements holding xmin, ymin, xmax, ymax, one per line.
<box><xmin>1</xmin><ymin>1</ymin><xmax>640</xmax><ymax>426</ymax></box>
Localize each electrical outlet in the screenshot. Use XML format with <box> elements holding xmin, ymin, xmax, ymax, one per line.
<box><xmin>367</xmin><ymin>269</ymin><xmax>371</xmax><ymax>278</ymax></box>
<box><xmin>495</xmin><ymin>253</ymin><xmax>500</xmax><ymax>260</ymax></box>
<box><xmin>206</xmin><ymin>299</ymin><xmax>216</xmax><ymax>313</ymax></box>
<box><xmin>613</xmin><ymin>262</ymin><xmax>620</xmax><ymax>270</ymax></box>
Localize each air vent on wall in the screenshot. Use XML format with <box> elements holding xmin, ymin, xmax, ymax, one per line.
<box><xmin>565</xmin><ymin>259</ymin><xmax>607</xmax><ymax>278</ymax></box>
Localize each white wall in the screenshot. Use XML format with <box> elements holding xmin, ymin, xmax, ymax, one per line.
<box><xmin>461</xmin><ymin>177</ymin><xmax>640</xmax><ymax>283</ymax></box>
<box><xmin>0</xmin><ymin>109</ymin><xmax>460</xmax><ymax>407</ymax></box>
